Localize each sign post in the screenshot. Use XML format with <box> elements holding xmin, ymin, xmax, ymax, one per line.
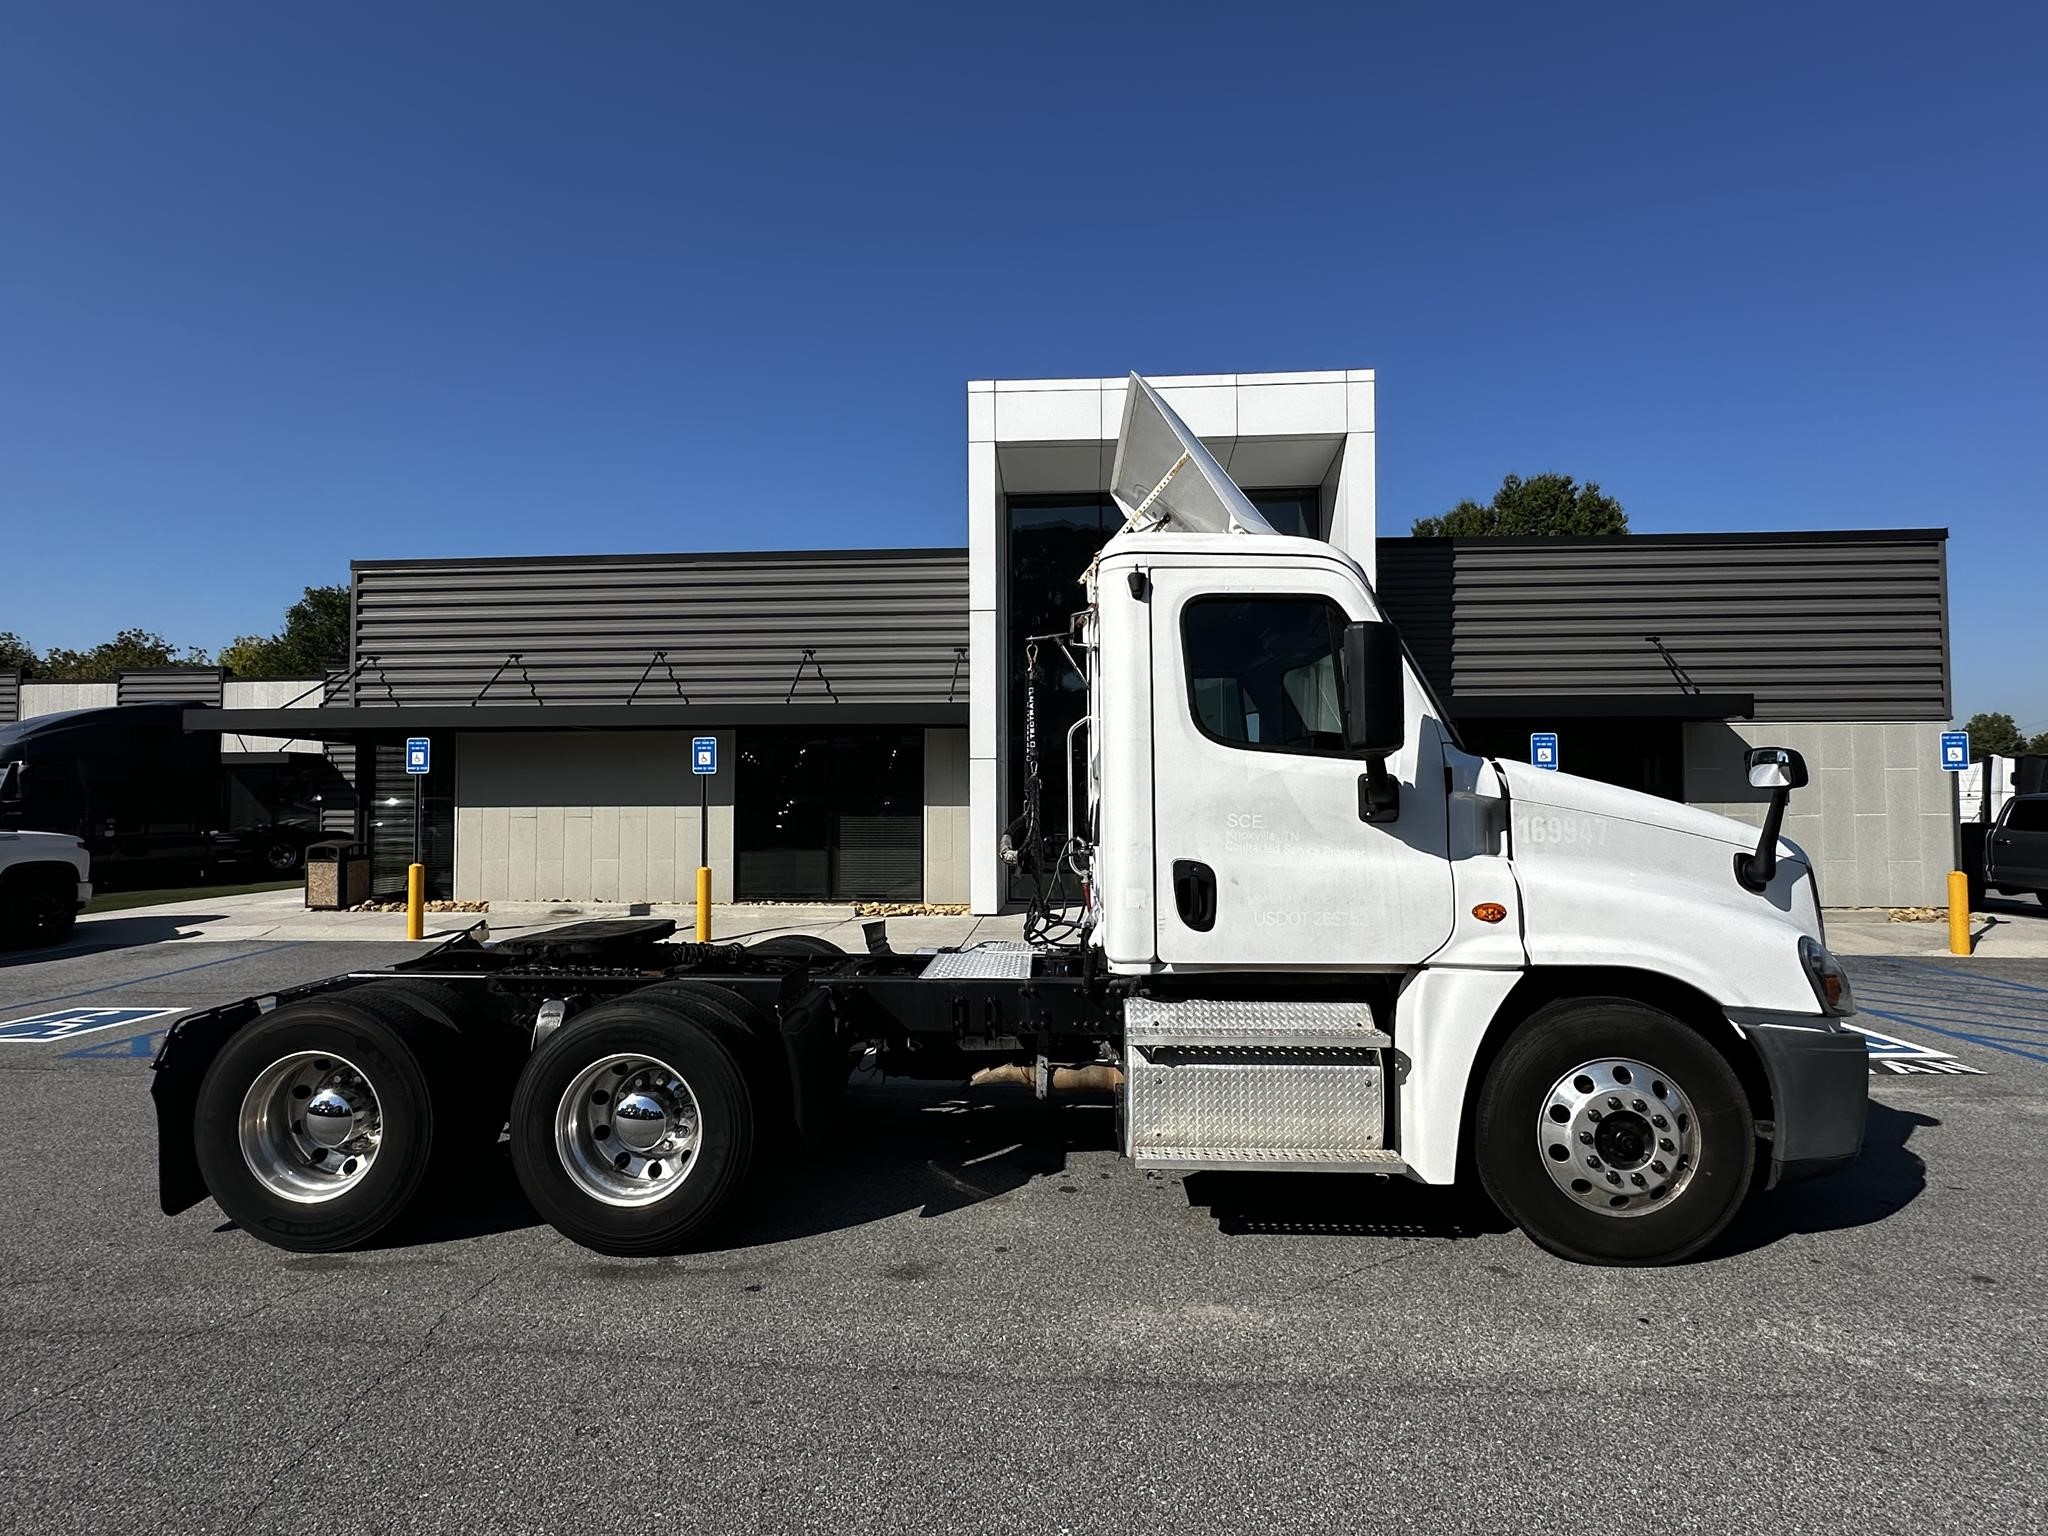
<box><xmin>404</xmin><ymin>737</ymin><xmax>431</xmax><ymax>941</ymax></box>
<box><xmin>1530</xmin><ymin>732</ymin><xmax>1560</xmax><ymax>772</ymax></box>
<box><xmin>691</xmin><ymin>736</ymin><xmax>717</xmax><ymax>942</ymax></box>
<box><xmin>1941</xmin><ymin>730</ymin><xmax>1971</xmax><ymax>955</ymax></box>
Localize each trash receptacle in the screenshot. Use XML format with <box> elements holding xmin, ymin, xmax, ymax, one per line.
<box><xmin>305</xmin><ymin>840</ymin><xmax>370</xmax><ymax>910</ymax></box>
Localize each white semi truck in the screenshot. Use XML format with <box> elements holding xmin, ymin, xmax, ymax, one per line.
<box><xmin>151</xmin><ymin>376</ymin><xmax>1866</xmax><ymax>1266</ymax></box>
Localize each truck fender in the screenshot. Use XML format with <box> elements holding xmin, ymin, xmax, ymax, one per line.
<box><xmin>150</xmin><ymin>1000</ymin><xmax>266</xmax><ymax>1215</ymax></box>
<box><xmin>1397</xmin><ymin>964</ymin><xmax>1777</xmax><ymax>1187</ymax></box>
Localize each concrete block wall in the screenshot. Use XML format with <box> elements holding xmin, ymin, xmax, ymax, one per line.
<box><xmin>1683</xmin><ymin>721</ymin><xmax>1955</xmax><ymax>907</ymax></box>
<box><xmin>454</xmin><ymin>731</ymin><xmax>735</xmax><ymax>905</ymax></box>
<box><xmin>923</xmin><ymin>727</ymin><xmax>970</xmax><ymax>905</ymax></box>
<box><xmin>17</xmin><ymin>682</ymin><xmax>118</xmax><ymax>719</ymax></box>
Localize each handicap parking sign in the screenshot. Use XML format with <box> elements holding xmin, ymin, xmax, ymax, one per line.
<box><xmin>405</xmin><ymin>737</ymin><xmax>431</xmax><ymax>775</ymax></box>
<box><xmin>691</xmin><ymin>736</ymin><xmax>717</xmax><ymax>775</ymax></box>
<box><xmin>1940</xmin><ymin>731</ymin><xmax>1969</xmax><ymax>771</ymax></box>
<box><xmin>1530</xmin><ymin>732</ymin><xmax>1560</xmax><ymax>771</ymax></box>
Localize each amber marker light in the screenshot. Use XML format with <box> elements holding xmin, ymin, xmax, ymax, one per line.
<box><xmin>1472</xmin><ymin>903</ymin><xmax>1508</xmax><ymax>924</ymax></box>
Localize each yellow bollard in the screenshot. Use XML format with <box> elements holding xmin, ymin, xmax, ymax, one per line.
<box><xmin>1947</xmin><ymin>869</ymin><xmax>1970</xmax><ymax>956</ymax></box>
<box><xmin>407</xmin><ymin>862</ymin><xmax>425</xmax><ymax>942</ymax></box>
<box><xmin>696</xmin><ymin>865</ymin><xmax>712</xmax><ymax>942</ymax></box>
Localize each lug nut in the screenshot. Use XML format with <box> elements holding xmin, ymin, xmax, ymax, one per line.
<box><xmin>1579</xmin><ymin>1131</ymin><xmax>1594</xmax><ymax>1145</ymax></box>
<box><xmin>1651</xmin><ymin>1114</ymin><xmax>1668</xmax><ymax>1130</ymax></box>
<box><xmin>1607</xmin><ymin>1095</ymin><xmax>1622</xmax><ymax>1110</ymax></box>
<box><xmin>1631</xmin><ymin>1098</ymin><xmax>1646</xmax><ymax>1112</ymax></box>
<box><xmin>1651</xmin><ymin>1160</ymin><xmax>1668</xmax><ymax>1175</ymax></box>
<box><xmin>1586</xmin><ymin>1156</ymin><xmax>1603</xmax><ymax>1169</ymax></box>
<box><xmin>1606</xmin><ymin>1171</ymin><xmax>1622</xmax><ymax>1185</ymax></box>
<box><xmin>1630</xmin><ymin>1173</ymin><xmax>1646</xmax><ymax>1187</ymax></box>
<box><xmin>1659</xmin><ymin>1137</ymin><xmax>1675</xmax><ymax>1153</ymax></box>
<box><xmin>1587</xmin><ymin>1108</ymin><xmax>1603</xmax><ymax>1122</ymax></box>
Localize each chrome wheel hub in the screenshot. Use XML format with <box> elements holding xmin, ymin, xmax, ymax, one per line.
<box><xmin>1537</xmin><ymin>1058</ymin><xmax>1700</xmax><ymax>1218</ymax></box>
<box><xmin>554</xmin><ymin>1054</ymin><xmax>702</xmax><ymax>1207</ymax></box>
<box><xmin>238</xmin><ymin>1051</ymin><xmax>384</xmax><ymax>1203</ymax></box>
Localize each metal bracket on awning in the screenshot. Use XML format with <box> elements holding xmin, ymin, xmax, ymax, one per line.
<box><xmin>475</xmin><ymin>652</ymin><xmax>541</xmax><ymax>706</ymax></box>
<box><xmin>300</xmin><ymin>655</ymin><xmax>396</xmax><ymax>707</ymax></box>
<box><xmin>627</xmin><ymin>650</ymin><xmax>689</xmax><ymax>705</ymax></box>
<box><xmin>947</xmin><ymin>645</ymin><xmax>966</xmax><ymax>702</ymax></box>
<box><xmin>1645</xmin><ymin>635</ymin><xmax>1700</xmax><ymax>695</ymax></box>
<box><xmin>785</xmin><ymin>648</ymin><xmax>838</xmax><ymax>704</ymax></box>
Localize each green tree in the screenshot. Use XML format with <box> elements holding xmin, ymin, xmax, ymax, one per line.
<box><xmin>0</xmin><ymin>632</ymin><xmax>36</xmax><ymax>672</ymax></box>
<box><xmin>36</xmin><ymin>629</ymin><xmax>209</xmax><ymax>681</ymax></box>
<box><xmin>220</xmin><ymin>585</ymin><xmax>349</xmax><ymax>679</ymax></box>
<box><xmin>2029</xmin><ymin>731</ymin><xmax>2048</xmax><ymax>756</ymax></box>
<box><xmin>1959</xmin><ymin>712</ymin><xmax>2027</xmax><ymax>759</ymax></box>
<box><xmin>1413</xmin><ymin>473</ymin><xmax>1629</xmax><ymax>537</ymax></box>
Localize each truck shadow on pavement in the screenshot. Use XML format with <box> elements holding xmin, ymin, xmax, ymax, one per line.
<box><xmin>326</xmin><ymin>1087</ymin><xmax>1934</xmax><ymax>1261</ymax></box>
<box><xmin>0</xmin><ymin>916</ymin><xmax>229</xmax><ymax>965</ymax></box>
<box><xmin>1720</xmin><ymin>1099</ymin><xmax>1933</xmax><ymax>1257</ymax></box>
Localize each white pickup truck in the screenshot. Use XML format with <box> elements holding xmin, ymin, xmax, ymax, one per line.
<box><xmin>0</xmin><ymin>761</ymin><xmax>92</xmax><ymax>947</ymax></box>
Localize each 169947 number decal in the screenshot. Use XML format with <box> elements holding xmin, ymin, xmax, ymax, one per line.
<box><xmin>1519</xmin><ymin>815</ymin><xmax>1607</xmax><ymax>847</ymax></box>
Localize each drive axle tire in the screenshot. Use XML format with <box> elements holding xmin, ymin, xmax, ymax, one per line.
<box><xmin>1475</xmin><ymin>997</ymin><xmax>1755</xmax><ymax>1266</ymax></box>
<box><xmin>509</xmin><ymin>995</ymin><xmax>756</xmax><ymax>1256</ymax></box>
<box><xmin>193</xmin><ymin>996</ymin><xmax>440</xmax><ymax>1252</ymax></box>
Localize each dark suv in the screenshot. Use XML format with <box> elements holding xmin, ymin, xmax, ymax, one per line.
<box><xmin>1985</xmin><ymin>794</ymin><xmax>2048</xmax><ymax>908</ymax></box>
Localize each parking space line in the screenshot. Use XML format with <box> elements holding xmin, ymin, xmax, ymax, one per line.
<box><xmin>4</xmin><ymin>942</ymin><xmax>301</xmax><ymax>1015</ymax></box>
<box><xmin>1872</xmin><ymin>957</ymin><xmax>2048</xmax><ymax>997</ymax></box>
<box><xmin>1856</xmin><ymin>1005</ymin><xmax>2048</xmax><ymax>1064</ymax></box>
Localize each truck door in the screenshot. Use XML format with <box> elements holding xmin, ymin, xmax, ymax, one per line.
<box><xmin>1148</xmin><ymin>564</ymin><xmax>1454</xmax><ymax>968</ymax></box>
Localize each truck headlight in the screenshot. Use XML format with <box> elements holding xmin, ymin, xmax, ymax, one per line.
<box><xmin>1799</xmin><ymin>936</ymin><xmax>1854</xmax><ymax>1016</ymax></box>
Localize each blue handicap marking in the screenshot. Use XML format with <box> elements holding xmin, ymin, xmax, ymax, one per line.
<box><xmin>63</xmin><ymin>1027</ymin><xmax>176</xmax><ymax>1060</ymax></box>
<box><xmin>1939</xmin><ymin>731</ymin><xmax>1969</xmax><ymax>771</ymax></box>
<box><xmin>0</xmin><ymin>1006</ymin><xmax>184</xmax><ymax>1044</ymax></box>
<box><xmin>405</xmin><ymin>736</ymin><xmax>431</xmax><ymax>775</ymax></box>
<box><xmin>1530</xmin><ymin>732</ymin><xmax>1560</xmax><ymax>771</ymax></box>
<box><xmin>691</xmin><ymin>736</ymin><xmax>717</xmax><ymax>775</ymax></box>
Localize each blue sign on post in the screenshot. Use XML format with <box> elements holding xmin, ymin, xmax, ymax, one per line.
<box><xmin>1530</xmin><ymin>732</ymin><xmax>1560</xmax><ymax>772</ymax></box>
<box><xmin>405</xmin><ymin>737</ymin><xmax>431</xmax><ymax>775</ymax></box>
<box><xmin>691</xmin><ymin>736</ymin><xmax>718</xmax><ymax>775</ymax></box>
<box><xmin>1940</xmin><ymin>731</ymin><xmax>1970</xmax><ymax>772</ymax></box>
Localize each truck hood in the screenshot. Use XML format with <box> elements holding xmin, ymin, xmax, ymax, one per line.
<box><xmin>1495</xmin><ymin>758</ymin><xmax>1786</xmax><ymax>857</ymax></box>
<box><xmin>1487</xmin><ymin>756</ymin><xmax>1825</xmax><ymax>1014</ymax></box>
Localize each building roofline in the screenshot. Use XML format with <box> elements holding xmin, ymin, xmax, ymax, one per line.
<box><xmin>350</xmin><ymin>545</ymin><xmax>967</xmax><ymax>574</ymax></box>
<box><xmin>1381</xmin><ymin>527</ymin><xmax>1948</xmax><ymax>549</ymax></box>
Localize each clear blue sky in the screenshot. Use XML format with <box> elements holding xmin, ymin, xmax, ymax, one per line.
<box><xmin>2</xmin><ymin>3</ymin><xmax>2041</xmax><ymax>727</ymax></box>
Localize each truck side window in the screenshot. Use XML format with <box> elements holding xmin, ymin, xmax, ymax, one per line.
<box><xmin>2009</xmin><ymin>800</ymin><xmax>2048</xmax><ymax>833</ymax></box>
<box><xmin>1182</xmin><ymin>597</ymin><xmax>1349</xmax><ymax>754</ymax></box>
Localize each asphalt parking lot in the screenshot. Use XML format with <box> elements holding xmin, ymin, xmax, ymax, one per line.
<box><xmin>1</xmin><ymin>937</ymin><xmax>2044</xmax><ymax>1534</ymax></box>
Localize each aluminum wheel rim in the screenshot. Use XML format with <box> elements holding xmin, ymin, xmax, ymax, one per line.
<box><xmin>238</xmin><ymin>1050</ymin><xmax>384</xmax><ymax>1203</ymax></box>
<box><xmin>554</xmin><ymin>1053</ymin><xmax>702</xmax><ymax>1208</ymax></box>
<box><xmin>1537</xmin><ymin>1058</ymin><xmax>1700</xmax><ymax>1218</ymax></box>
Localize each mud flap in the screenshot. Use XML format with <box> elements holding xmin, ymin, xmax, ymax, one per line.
<box><xmin>150</xmin><ymin>1000</ymin><xmax>263</xmax><ymax>1214</ymax></box>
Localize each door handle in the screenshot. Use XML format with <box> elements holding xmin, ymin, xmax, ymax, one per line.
<box><xmin>1172</xmin><ymin>859</ymin><xmax>1217</xmax><ymax>932</ymax></box>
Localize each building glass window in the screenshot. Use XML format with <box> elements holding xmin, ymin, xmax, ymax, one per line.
<box><xmin>1181</xmin><ymin>597</ymin><xmax>1349</xmax><ymax>753</ymax></box>
<box><xmin>735</xmin><ymin>728</ymin><xmax>923</xmax><ymax>900</ymax></box>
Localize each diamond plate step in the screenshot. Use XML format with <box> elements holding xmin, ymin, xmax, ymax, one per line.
<box><xmin>1124</xmin><ymin>996</ymin><xmax>1390</xmax><ymax>1049</ymax></box>
<box><xmin>1132</xmin><ymin>1146</ymin><xmax>1408</xmax><ymax>1173</ymax></box>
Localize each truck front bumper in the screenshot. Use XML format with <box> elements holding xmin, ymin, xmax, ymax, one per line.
<box><xmin>1730</xmin><ymin>1009</ymin><xmax>1869</xmax><ymax>1186</ymax></box>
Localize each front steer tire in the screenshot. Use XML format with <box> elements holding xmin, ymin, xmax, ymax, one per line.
<box><xmin>192</xmin><ymin>995</ymin><xmax>441</xmax><ymax>1252</ymax></box>
<box><xmin>1475</xmin><ymin>997</ymin><xmax>1756</xmax><ymax>1266</ymax></box>
<box><xmin>509</xmin><ymin>994</ymin><xmax>757</xmax><ymax>1257</ymax></box>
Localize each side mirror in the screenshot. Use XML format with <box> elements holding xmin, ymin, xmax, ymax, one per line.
<box><xmin>1341</xmin><ymin>621</ymin><xmax>1406</xmax><ymax>759</ymax></box>
<box><xmin>1343</xmin><ymin>621</ymin><xmax>1406</xmax><ymax>824</ymax></box>
<box><xmin>1746</xmin><ymin>746</ymin><xmax>1808</xmax><ymax>791</ymax></box>
<box><xmin>1736</xmin><ymin>746</ymin><xmax>1807</xmax><ymax>892</ymax></box>
<box><xmin>0</xmin><ymin>762</ymin><xmax>20</xmax><ymax>826</ymax></box>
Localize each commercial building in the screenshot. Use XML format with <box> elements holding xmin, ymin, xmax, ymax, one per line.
<box><xmin>87</xmin><ymin>367</ymin><xmax>1950</xmax><ymax>911</ymax></box>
